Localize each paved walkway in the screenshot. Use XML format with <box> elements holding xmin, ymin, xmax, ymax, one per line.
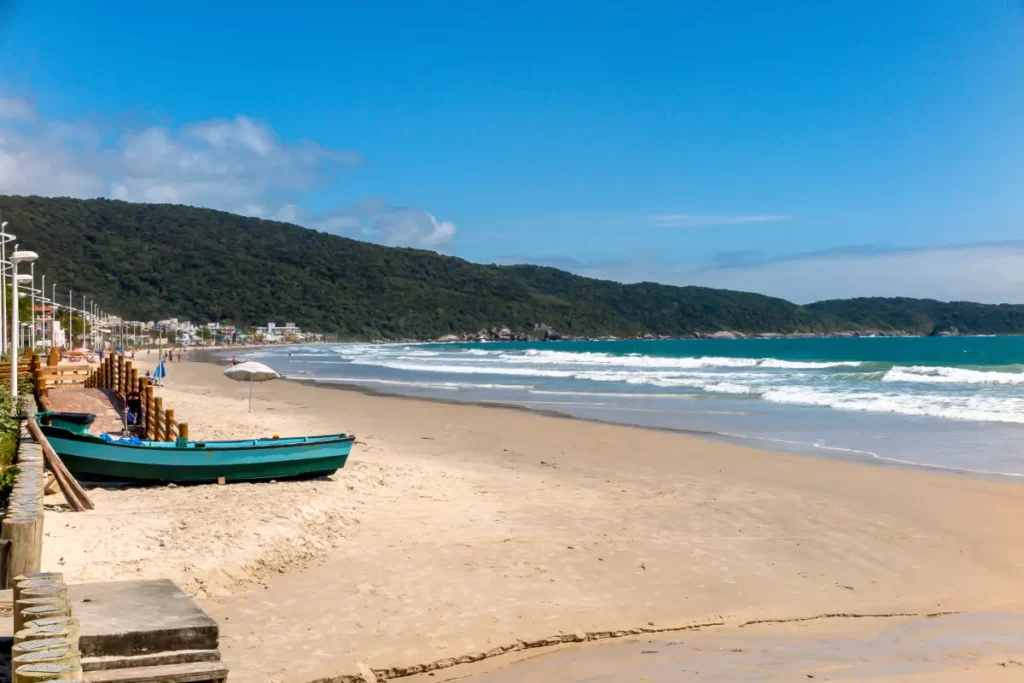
<box><xmin>46</xmin><ymin>389</ymin><xmax>126</xmax><ymax>434</ymax></box>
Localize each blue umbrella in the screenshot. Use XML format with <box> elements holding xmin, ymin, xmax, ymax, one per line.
<box><xmin>153</xmin><ymin>359</ymin><xmax>166</xmax><ymax>385</ymax></box>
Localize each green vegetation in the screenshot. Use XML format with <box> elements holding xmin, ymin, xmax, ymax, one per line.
<box><xmin>1</xmin><ymin>195</ymin><xmax>1023</xmax><ymax>338</ymax></box>
<box><xmin>806</xmin><ymin>298</ymin><xmax>1024</xmax><ymax>336</ymax></box>
<box><xmin>0</xmin><ymin>385</ymin><xmax>29</xmax><ymax>508</ymax></box>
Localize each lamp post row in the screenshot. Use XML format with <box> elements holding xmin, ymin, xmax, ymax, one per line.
<box><xmin>0</xmin><ymin>217</ymin><xmax>132</xmax><ymax>398</ymax></box>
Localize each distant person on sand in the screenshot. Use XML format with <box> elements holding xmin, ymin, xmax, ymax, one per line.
<box><xmin>99</xmin><ymin>348</ymin><xmax>104</xmax><ymax>362</ymax></box>
<box><xmin>231</xmin><ymin>355</ymin><xmax>239</xmax><ymax>366</ymax></box>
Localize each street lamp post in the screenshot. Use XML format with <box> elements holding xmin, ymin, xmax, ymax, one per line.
<box><xmin>10</xmin><ymin>250</ymin><xmax>37</xmax><ymax>397</ymax></box>
<box><xmin>29</xmin><ymin>263</ymin><xmax>36</xmax><ymax>351</ymax></box>
<box><xmin>38</xmin><ymin>273</ymin><xmax>44</xmax><ymax>351</ymax></box>
<box><xmin>0</xmin><ymin>221</ymin><xmax>11</xmax><ymax>357</ymax></box>
<box><xmin>51</xmin><ymin>281</ymin><xmax>57</xmax><ymax>349</ymax></box>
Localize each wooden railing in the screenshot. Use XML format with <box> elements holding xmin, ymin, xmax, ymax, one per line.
<box><xmin>36</xmin><ymin>354</ymin><xmax>187</xmax><ymax>443</ymax></box>
<box><xmin>34</xmin><ymin>365</ymin><xmax>91</xmax><ymax>391</ymax></box>
<box><xmin>0</xmin><ymin>361</ymin><xmax>32</xmax><ymax>389</ymax></box>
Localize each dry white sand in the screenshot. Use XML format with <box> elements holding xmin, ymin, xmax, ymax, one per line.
<box><xmin>41</xmin><ymin>355</ymin><xmax>1024</xmax><ymax>682</ymax></box>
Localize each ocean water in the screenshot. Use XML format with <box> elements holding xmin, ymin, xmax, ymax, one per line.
<box><xmin>244</xmin><ymin>337</ymin><xmax>1024</xmax><ymax>477</ymax></box>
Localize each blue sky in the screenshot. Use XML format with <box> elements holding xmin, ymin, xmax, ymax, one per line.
<box><xmin>1</xmin><ymin>1</ymin><xmax>1023</xmax><ymax>302</ymax></box>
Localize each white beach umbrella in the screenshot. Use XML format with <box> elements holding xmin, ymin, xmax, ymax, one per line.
<box><xmin>224</xmin><ymin>361</ymin><xmax>280</xmax><ymax>412</ymax></box>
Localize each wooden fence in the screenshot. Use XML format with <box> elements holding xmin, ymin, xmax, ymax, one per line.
<box><xmin>0</xmin><ymin>360</ymin><xmax>32</xmax><ymax>388</ymax></box>
<box><xmin>34</xmin><ymin>354</ymin><xmax>187</xmax><ymax>442</ymax></box>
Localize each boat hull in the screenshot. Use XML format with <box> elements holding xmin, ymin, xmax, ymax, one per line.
<box><xmin>40</xmin><ymin>426</ymin><xmax>355</xmax><ymax>484</ymax></box>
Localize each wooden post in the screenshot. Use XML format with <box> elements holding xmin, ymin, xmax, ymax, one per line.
<box><xmin>153</xmin><ymin>397</ymin><xmax>164</xmax><ymax>441</ymax></box>
<box><xmin>164</xmin><ymin>409</ymin><xmax>175</xmax><ymax>442</ymax></box>
<box><xmin>15</xmin><ymin>621</ymin><xmax>79</xmax><ymax>647</ymax></box>
<box><xmin>12</xmin><ymin>644</ymin><xmax>81</xmax><ymax>681</ymax></box>
<box><xmin>33</xmin><ymin>373</ymin><xmax>44</xmax><ymax>403</ymax></box>
<box><xmin>2</xmin><ymin>516</ymin><xmax>42</xmax><ymax>589</ymax></box>
<box><xmin>13</xmin><ymin>659</ymin><xmax>83</xmax><ymax>682</ymax></box>
<box><xmin>13</xmin><ymin>598</ymin><xmax>67</xmax><ymax>634</ymax></box>
<box><xmin>178</xmin><ymin>422</ymin><xmax>189</xmax><ymax>441</ymax></box>
<box><xmin>122</xmin><ymin>360</ymin><xmax>132</xmax><ymax>401</ymax></box>
<box><xmin>145</xmin><ymin>386</ymin><xmax>155</xmax><ymax>439</ymax></box>
<box><xmin>12</xmin><ymin>574</ymin><xmax>63</xmax><ymax>602</ymax></box>
<box><xmin>47</xmin><ymin>347</ymin><xmax>59</xmax><ymax>368</ymax></box>
<box><xmin>32</xmin><ymin>354</ymin><xmax>46</xmax><ymax>402</ymax></box>
<box><xmin>136</xmin><ymin>377</ymin><xmax>146</xmax><ymax>431</ymax></box>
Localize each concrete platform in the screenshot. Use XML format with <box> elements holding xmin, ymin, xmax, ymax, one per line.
<box><xmin>0</xmin><ymin>579</ymin><xmax>219</xmax><ymax>660</ymax></box>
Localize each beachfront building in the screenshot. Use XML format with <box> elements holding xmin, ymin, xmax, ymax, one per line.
<box><xmin>31</xmin><ymin>303</ymin><xmax>66</xmax><ymax>349</ymax></box>
<box><xmin>254</xmin><ymin>321</ymin><xmax>305</xmax><ymax>343</ymax></box>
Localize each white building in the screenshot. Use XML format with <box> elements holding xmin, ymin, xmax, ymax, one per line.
<box><xmin>255</xmin><ymin>321</ymin><xmax>304</xmax><ymax>343</ymax></box>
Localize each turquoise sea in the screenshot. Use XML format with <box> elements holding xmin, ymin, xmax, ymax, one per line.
<box><xmin>249</xmin><ymin>336</ymin><xmax>1024</xmax><ymax>477</ymax></box>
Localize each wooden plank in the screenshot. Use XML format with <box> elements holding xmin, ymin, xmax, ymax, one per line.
<box><xmin>26</xmin><ymin>419</ymin><xmax>93</xmax><ymax>512</ymax></box>
<box><xmin>84</xmin><ymin>661</ymin><xmax>229</xmax><ymax>683</ymax></box>
<box><xmin>39</xmin><ymin>369</ymin><xmax>92</xmax><ymax>377</ymax></box>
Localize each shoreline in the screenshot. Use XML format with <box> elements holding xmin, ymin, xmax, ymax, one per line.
<box><xmin>201</xmin><ymin>348</ymin><xmax>1024</xmax><ymax>483</ymax></box>
<box><xmin>48</xmin><ymin>355</ymin><xmax>1024</xmax><ymax>681</ymax></box>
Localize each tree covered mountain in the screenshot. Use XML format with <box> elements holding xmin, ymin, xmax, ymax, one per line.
<box><xmin>0</xmin><ymin>195</ymin><xmax>1020</xmax><ymax>339</ymax></box>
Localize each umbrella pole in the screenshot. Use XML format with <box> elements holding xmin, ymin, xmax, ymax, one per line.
<box><xmin>249</xmin><ymin>378</ymin><xmax>253</xmax><ymax>412</ymax></box>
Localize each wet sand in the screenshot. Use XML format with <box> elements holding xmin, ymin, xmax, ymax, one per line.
<box><xmin>44</xmin><ymin>355</ymin><xmax>1024</xmax><ymax>682</ymax></box>
<box><xmin>436</xmin><ymin>612</ymin><xmax>1024</xmax><ymax>682</ymax></box>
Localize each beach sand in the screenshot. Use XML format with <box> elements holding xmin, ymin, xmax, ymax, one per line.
<box><xmin>42</xmin><ymin>354</ymin><xmax>1024</xmax><ymax>681</ymax></box>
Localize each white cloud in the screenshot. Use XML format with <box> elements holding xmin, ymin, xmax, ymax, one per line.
<box><xmin>559</xmin><ymin>243</ymin><xmax>1024</xmax><ymax>304</ymax></box>
<box><xmin>0</xmin><ymin>118</ymin><xmax>106</xmax><ymax>198</ymax></box>
<box><xmin>0</xmin><ymin>106</ymin><xmax>457</xmax><ymax>251</ymax></box>
<box><xmin>109</xmin><ymin>116</ymin><xmax>362</xmax><ymax>209</ymax></box>
<box><xmin>647</xmin><ymin>214</ymin><xmax>792</xmax><ymax>227</ymax></box>
<box><xmin>279</xmin><ymin>201</ymin><xmax>458</xmax><ymax>252</ymax></box>
<box><xmin>371</xmin><ymin>210</ymin><xmax>457</xmax><ymax>250</ymax></box>
<box><xmin>0</xmin><ymin>97</ymin><xmax>35</xmax><ymax>122</ymax></box>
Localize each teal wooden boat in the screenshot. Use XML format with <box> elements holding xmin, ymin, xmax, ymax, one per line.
<box><xmin>36</xmin><ymin>411</ymin><xmax>96</xmax><ymax>436</ymax></box>
<box><xmin>38</xmin><ymin>423</ymin><xmax>355</xmax><ymax>484</ymax></box>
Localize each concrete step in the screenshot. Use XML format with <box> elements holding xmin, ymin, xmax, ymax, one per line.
<box><xmin>84</xmin><ymin>660</ymin><xmax>228</xmax><ymax>683</ymax></box>
<box><xmin>83</xmin><ymin>648</ymin><xmax>221</xmax><ymax>672</ymax></box>
<box><xmin>0</xmin><ymin>579</ymin><xmax>219</xmax><ymax>657</ymax></box>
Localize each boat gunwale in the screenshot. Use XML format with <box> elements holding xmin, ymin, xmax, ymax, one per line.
<box><xmin>39</xmin><ymin>425</ymin><xmax>356</xmax><ymax>452</ymax></box>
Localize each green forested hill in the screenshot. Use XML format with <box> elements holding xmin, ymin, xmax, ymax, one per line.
<box><xmin>806</xmin><ymin>298</ymin><xmax>1024</xmax><ymax>336</ymax></box>
<box><xmin>0</xmin><ymin>195</ymin><xmax>1020</xmax><ymax>338</ymax></box>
